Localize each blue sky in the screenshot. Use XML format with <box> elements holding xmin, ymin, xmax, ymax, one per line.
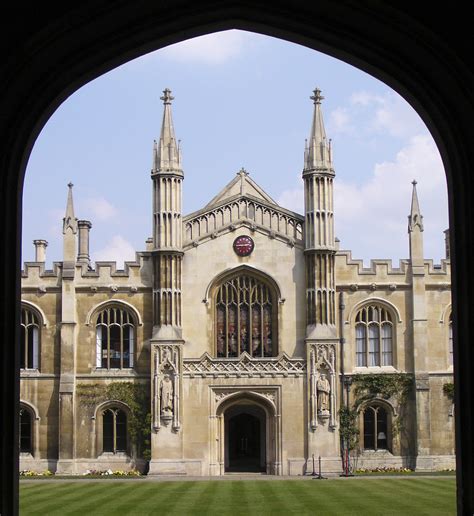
<box><xmin>23</xmin><ymin>30</ymin><xmax>448</xmax><ymax>267</ymax></box>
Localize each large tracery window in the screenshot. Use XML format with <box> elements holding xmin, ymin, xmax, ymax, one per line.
<box><xmin>215</xmin><ymin>274</ymin><xmax>276</xmax><ymax>358</ymax></box>
<box><xmin>96</xmin><ymin>306</ymin><xmax>135</xmax><ymax>369</ymax></box>
<box><xmin>20</xmin><ymin>307</ymin><xmax>39</xmax><ymax>369</ymax></box>
<box><xmin>355</xmin><ymin>305</ymin><xmax>393</xmax><ymax>367</ymax></box>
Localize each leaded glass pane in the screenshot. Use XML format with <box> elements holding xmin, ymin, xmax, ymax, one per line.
<box><xmin>215</xmin><ymin>275</ymin><xmax>275</xmax><ymax>357</ymax></box>
<box><xmin>381</xmin><ymin>324</ymin><xmax>392</xmax><ymax>366</ymax></box>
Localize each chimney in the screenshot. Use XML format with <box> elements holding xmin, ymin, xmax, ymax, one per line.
<box><xmin>77</xmin><ymin>220</ymin><xmax>92</xmax><ymax>265</ymax></box>
<box><xmin>146</xmin><ymin>237</ymin><xmax>153</xmax><ymax>251</ymax></box>
<box><xmin>444</xmin><ymin>228</ymin><xmax>450</xmax><ymax>260</ymax></box>
<box><xmin>33</xmin><ymin>239</ymin><xmax>48</xmax><ymax>263</ymax></box>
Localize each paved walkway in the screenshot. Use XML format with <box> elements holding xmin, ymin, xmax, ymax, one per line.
<box><xmin>20</xmin><ymin>473</ymin><xmax>455</xmax><ymax>483</ymax></box>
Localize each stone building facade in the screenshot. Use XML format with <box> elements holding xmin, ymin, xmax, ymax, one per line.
<box><xmin>19</xmin><ymin>89</ymin><xmax>454</xmax><ymax>475</ymax></box>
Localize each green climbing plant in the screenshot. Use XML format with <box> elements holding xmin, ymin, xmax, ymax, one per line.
<box><xmin>352</xmin><ymin>373</ymin><xmax>413</xmax><ymax>406</ymax></box>
<box><xmin>347</xmin><ymin>373</ymin><xmax>413</xmax><ymax>438</ymax></box>
<box><xmin>76</xmin><ymin>382</ymin><xmax>151</xmax><ymax>460</ymax></box>
<box><xmin>443</xmin><ymin>382</ymin><xmax>455</xmax><ymax>402</ymax></box>
<box><xmin>338</xmin><ymin>406</ymin><xmax>360</xmax><ymax>451</ymax></box>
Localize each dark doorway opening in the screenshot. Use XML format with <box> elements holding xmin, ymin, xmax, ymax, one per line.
<box><xmin>226</xmin><ymin>405</ymin><xmax>266</xmax><ymax>473</ymax></box>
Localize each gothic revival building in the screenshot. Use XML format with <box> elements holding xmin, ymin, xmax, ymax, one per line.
<box><xmin>20</xmin><ymin>89</ymin><xmax>454</xmax><ymax>475</ymax></box>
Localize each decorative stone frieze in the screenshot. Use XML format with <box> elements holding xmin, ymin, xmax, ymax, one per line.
<box><xmin>183</xmin><ymin>352</ymin><xmax>306</xmax><ymax>378</ymax></box>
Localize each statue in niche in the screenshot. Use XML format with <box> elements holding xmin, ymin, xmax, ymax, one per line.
<box><xmin>317</xmin><ymin>373</ymin><xmax>331</xmax><ymax>415</ymax></box>
<box><xmin>160</xmin><ymin>374</ymin><xmax>174</xmax><ymax>417</ymax></box>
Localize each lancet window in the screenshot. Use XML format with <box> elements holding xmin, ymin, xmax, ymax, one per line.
<box><xmin>215</xmin><ymin>274</ymin><xmax>276</xmax><ymax>358</ymax></box>
<box><xmin>96</xmin><ymin>306</ymin><xmax>135</xmax><ymax>369</ymax></box>
<box><xmin>102</xmin><ymin>408</ymin><xmax>127</xmax><ymax>454</ymax></box>
<box><xmin>20</xmin><ymin>306</ymin><xmax>40</xmax><ymax>370</ymax></box>
<box><xmin>355</xmin><ymin>305</ymin><xmax>393</xmax><ymax>367</ymax></box>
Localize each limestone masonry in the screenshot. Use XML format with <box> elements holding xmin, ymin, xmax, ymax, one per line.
<box><xmin>20</xmin><ymin>88</ymin><xmax>454</xmax><ymax>475</ymax></box>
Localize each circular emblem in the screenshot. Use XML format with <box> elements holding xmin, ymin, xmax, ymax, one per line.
<box><xmin>233</xmin><ymin>235</ymin><xmax>254</xmax><ymax>257</ymax></box>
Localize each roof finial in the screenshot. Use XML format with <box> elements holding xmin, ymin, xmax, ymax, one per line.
<box><xmin>160</xmin><ymin>88</ymin><xmax>174</xmax><ymax>105</ymax></box>
<box><xmin>63</xmin><ymin>182</ymin><xmax>77</xmax><ymax>234</ymax></box>
<box><xmin>304</xmin><ymin>87</ymin><xmax>332</xmax><ymax>172</ymax></box>
<box><xmin>310</xmin><ymin>88</ymin><xmax>324</xmax><ymax>105</ymax></box>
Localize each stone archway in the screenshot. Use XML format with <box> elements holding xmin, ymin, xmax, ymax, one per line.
<box><xmin>213</xmin><ymin>389</ymin><xmax>281</xmax><ymax>476</ymax></box>
<box><xmin>2</xmin><ymin>4</ymin><xmax>474</xmax><ymax>513</ymax></box>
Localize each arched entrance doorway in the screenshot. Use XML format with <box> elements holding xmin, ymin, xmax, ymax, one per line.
<box><xmin>226</xmin><ymin>404</ymin><xmax>266</xmax><ymax>472</ymax></box>
<box><xmin>213</xmin><ymin>389</ymin><xmax>281</xmax><ymax>475</ymax></box>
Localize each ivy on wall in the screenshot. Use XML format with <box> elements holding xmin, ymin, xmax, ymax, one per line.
<box><xmin>339</xmin><ymin>373</ymin><xmax>413</xmax><ymax>452</ymax></box>
<box><xmin>443</xmin><ymin>382</ymin><xmax>455</xmax><ymax>401</ymax></box>
<box><xmin>76</xmin><ymin>382</ymin><xmax>151</xmax><ymax>460</ymax></box>
<box><xmin>352</xmin><ymin>373</ymin><xmax>413</xmax><ymax>406</ymax></box>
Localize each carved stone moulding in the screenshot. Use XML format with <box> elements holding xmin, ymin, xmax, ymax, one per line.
<box><xmin>183</xmin><ymin>352</ymin><xmax>306</xmax><ymax>379</ymax></box>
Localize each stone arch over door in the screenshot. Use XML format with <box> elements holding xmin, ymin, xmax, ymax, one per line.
<box><xmin>2</xmin><ymin>3</ymin><xmax>474</xmax><ymax>513</ymax></box>
<box><xmin>212</xmin><ymin>388</ymin><xmax>282</xmax><ymax>476</ymax></box>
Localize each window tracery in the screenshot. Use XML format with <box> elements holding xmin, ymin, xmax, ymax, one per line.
<box><xmin>215</xmin><ymin>274</ymin><xmax>276</xmax><ymax>358</ymax></box>
<box><xmin>20</xmin><ymin>307</ymin><xmax>40</xmax><ymax>369</ymax></box>
<box><xmin>96</xmin><ymin>306</ymin><xmax>135</xmax><ymax>369</ymax></box>
<box><xmin>355</xmin><ymin>305</ymin><xmax>393</xmax><ymax>367</ymax></box>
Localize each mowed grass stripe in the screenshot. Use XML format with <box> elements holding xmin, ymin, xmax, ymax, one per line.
<box><xmin>68</xmin><ymin>480</ymin><xmax>162</xmax><ymax>515</ymax></box>
<box><xmin>27</xmin><ymin>482</ymin><xmax>138</xmax><ymax>515</ymax></box>
<box><xmin>20</xmin><ymin>482</ymin><xmax>108</xmax><ymax>514</ymax></box>
<box><xmin>19</xmin><ymin>478</ymin><xmax>456</xmax><ymax>516</ymax></box>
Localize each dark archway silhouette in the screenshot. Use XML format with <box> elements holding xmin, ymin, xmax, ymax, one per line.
<box><xmin>1</xmin><ymin>3</ymin><xmax>472</xmax><ymax>514</ymax></box>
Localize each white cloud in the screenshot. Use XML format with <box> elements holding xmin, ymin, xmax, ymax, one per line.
<box><xmin>155</xmin><ymin>30</ymin><xmax>248</xmax><ymax>65</ymax></box>
<box><xmin>277</xmin><ymin>135</ymin><xmax>448</xmax><ymax>262</ymax></box>
<box><xmin>82</xmin><ymin>197</ymin><xmax>118</xmax><ymax>221</ymax></box>
<box><xmin>329</xmin><ymin>107</ymin><xmax>353</xmax><ymax>134</ymax></box>
<box><xmin>343</xmin><ymin>90</ymin><xmax>426</xmax><ymax>139</ymax></box>
<box><xmin>93</xmin><ymin>235</ymin><xmax>136</xmax><ymax>267</ymax></box>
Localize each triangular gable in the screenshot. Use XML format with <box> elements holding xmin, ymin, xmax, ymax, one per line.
<box><xmin>205</xmin><ymin>169</ymin><xmax>278</xmax><ymax>209</ymax></box>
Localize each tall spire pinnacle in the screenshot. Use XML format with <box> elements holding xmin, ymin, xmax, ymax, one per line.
<box><xmin>408</xmin><ymin>179</ymin><xmax>424</xmax><ymax>232</ymax></box>
<box><xmin>153</xmin><ymin>88</ymin><xmax>182</xmax><ymax>174</ymax></box>
<box><xmin>304</xmin><ymin>87</ymin><xmax>333</xmax><ymax>173</ymax></box>
<box><xmin>63</xmin><ymin>182</ymin><xmax>77</xmax><ymax>234</ymax></box>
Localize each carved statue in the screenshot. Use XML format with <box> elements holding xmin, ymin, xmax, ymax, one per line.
<box><xmin>160</xmin><ymin>374</ymin><xmax>174</xmax><ymax>416</ymax></box>
<box><xmin>317</xmin><ymin>373</ymin><xmax>331</xmax><ymax>413</ymax></box>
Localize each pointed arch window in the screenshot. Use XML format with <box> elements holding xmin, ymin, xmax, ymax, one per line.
<box><xmin>363</xmin><ymin>405</ymin><xmax>389</xmax><ymax>451</ymax></box>
<box><xmin>19</xmin><ymin>406</ymin><xmax>33</xmax><ymax>454</ymax></box>
<box><xmin>96</xmin><ymin>306</ymin><xmax>135</xmax><ymax>369</ymax></box>
<box><xmin>355</xmin><ymin>305</ymin><xmax>393</xmax><ymax>367</ymax></box>
<box><xmin>215</xmin><ymin>274</ymin><xmax>277</xmax><ymax>358</ymax></box>
<box><xmin>20</xmin><ymin>307</ymin><xmax>40</xmax><ymax>369</ymax></box>
<box><xmin>102</xmin><ymin>408</ymin><xmax>127</xmax><ymax>453</ymax></box>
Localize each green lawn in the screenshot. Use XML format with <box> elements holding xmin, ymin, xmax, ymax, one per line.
<box><xmin>20</xmin><ymin>478</ymin><xmax>456</xmax><ymax>515</ymax></box>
